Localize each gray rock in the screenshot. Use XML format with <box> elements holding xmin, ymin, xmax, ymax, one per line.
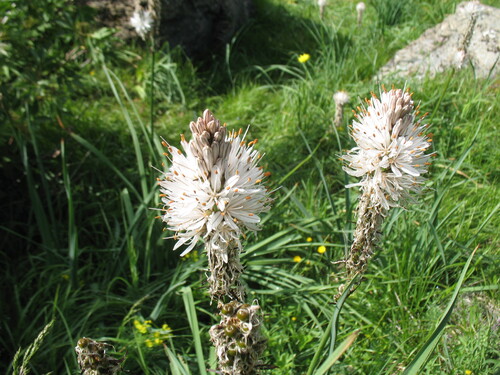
<box><xmin>83</xmin><ymin>0</ymin><xmax>253</xmax><ymax>58</ymax></box>
<box><xmin>377</xmin><ymin>1</ymin><xmax>500</xmax><ymax>80</ymax></box>
<box><xmin>158</xmin><ymin>0</ymin><xmax>253</xmax><ymax>58</ymax></box>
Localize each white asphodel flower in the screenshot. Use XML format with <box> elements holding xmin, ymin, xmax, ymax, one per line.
<box><xmin>333</xmin><ymin>90</ymin><xmax>350</xmax><ymax>128</ymax></box>
<box><xmin>336</xmin><ymin>87</ymin><xmax>434</xmax><ymax>293</ymax></box>
<box><xmin>334</xmin><ymin>91</ymin><xmax>350</xmax><ymax>106</ymax></box>
<box><xmin>356</xmin><ymin>2</ymin><xmax>366</xmax><ymax>25</ymax></box>
<box><xmin>130</xmin><ymin>10</ymin><xmax>153</xmax><ymax>40</ymax></box>
<box><xmin>342</xmin><ymin>87</ymin><xmax>433</xmax><ymax>210</ymax></box>
<box><xmin>318</xmin><ymin>0</ymin><xmax>327</xmax><ymax>18</ymax></box>
<box><xmin>159</xmin><ymin>110</ymin><xmax>272</xmax><ymax>258</ymax></box>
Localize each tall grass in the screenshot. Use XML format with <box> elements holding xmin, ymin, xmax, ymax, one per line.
<box><xmin>0</xmin><ymin>0</ymin><xmax>498</xmax><ymax>374</ymax></box>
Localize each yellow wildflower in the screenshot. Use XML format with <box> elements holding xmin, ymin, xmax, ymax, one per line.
<box><xmin>298</xmin><ymin>53</ymin><xmax>310</xmax><ymax>63</ymax></box>
<box><xmin>293</xmin><ymin>255</ymin><xmax>302</xmax><ymax>263</ymax></box>
<box><xmin>317</xmin><ymin>245</ymin><xmax>326</xmax><ymax>254</ymax></box>
<box><xmin>182</xmin><ymin>250</ymin><xmax>199</xmax><ymax>262</ymax></box>
<box><xmin>162</xmin><ymin>323</ymin><xmax>170</xmax><ymax>331</ymax></box>
<box><xmin>306</xmin><ymin>237</ymin><xmax>313</xmax><ymax>242</ymax></box>
<box><xmin>145</xmin><ymin>339</ymin><xmax>154</xmax><ymax>348</ymax></box>
<box><xmin>154</xmin><ymin>338</ymin><xmax>164</xmax><ymax>345</ymax></box>
<box><xmin>291</xmin><ymin>316</ymin><xmax>297</xmax><ymax>321</ymax></box>
<box><xmin>465</xmin><ymin>371</ymin><xmax>472</xmax><ymax>375</ymax></box>
<box><xmin>133</xmin><ymin>319</ymin><xmax>148</xmax><ymax>334</ymax></box>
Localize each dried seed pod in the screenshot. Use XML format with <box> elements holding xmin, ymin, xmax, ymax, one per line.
<box><xmin>75</xmin><ymin>337</ymin><xmax>125</xmax><ymax>375</ymax></box>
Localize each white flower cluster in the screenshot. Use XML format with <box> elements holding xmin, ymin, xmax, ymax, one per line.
<box><xmin>130</xmin><ymin>10</ymin><xmax>153</xmax><ymax>40</ymax></box>
<box><xmin>342</xmin><ymin>88</ymin><xmax>433</xmax><ymax>210</ymax></box>
<box><xmin>333</xmin><ymin>90</ymin><xmax>350</xmax><ymax>128</ymax></box>
<box><xmin>334</xmin><ymin>91</ymin><xmax>350</xmax><ymax>106</ymax></box>
<box><xmin>159</xmin><ymin>110</ymin><xmax>272</xmax><ymax>258</ymax></box>
<box><xmin>356</xmin><ymin>2</ymin><xmax>366</xmax><ymax>25</ymax></box>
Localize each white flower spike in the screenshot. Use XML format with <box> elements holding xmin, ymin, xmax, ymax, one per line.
<box><xmin>334</xmin><ymin>90</ymin><xmax>350</xmax><ymax>128</ymax></box>
<box><xmin>356</xmin><ymin>2</ymin><xmax>366</xmax><ymax>26</ymax></box>
<box><xmin>342</xmin><ymin>87</ymin><xmax>433</xmax><ymax>210</ymax></box>
<box><xmin>130</xmin><ymin>10</ymin><xmax>153</xmax><ymax>40</ymax></box>
<box><xmin>318</xmin><ymin>0</ymin><xmax>327</xmax><ymax>19</ymax></box>
<box><xmin>158</xmin><ymin>110</ymin><xmax>272</xmax><ymax>299</ymax></box>
<box><xmin>337</xmin><ymin>87</ymin><xmax>433</xmax><ymax>290</ymax></box>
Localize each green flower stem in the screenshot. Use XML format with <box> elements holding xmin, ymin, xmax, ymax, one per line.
<box><xmin>149</xmin><ymin>34</ymin><xmax>156</xmax><ymax>141</ymax></box>
<box><xmin>306</xmin><ymin>274</ymin><xmax>360</xmax><ymax>375</ymax></box>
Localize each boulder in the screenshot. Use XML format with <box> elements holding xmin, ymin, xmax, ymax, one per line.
<box><xmin>377</xmin><ymin>1</ymin><xmax>499</xmax><ymax>79</ymax></box>
<box><xmin>158</xmin><ymin>0</ymin><xmax>253</xmax><ymax>58</ymax></box>
<box><xmin>83</xmin><ymin>0</ymin><xmax>253</xmax><ymax>58</ymax></box>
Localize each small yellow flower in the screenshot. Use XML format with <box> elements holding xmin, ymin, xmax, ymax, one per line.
<box><xmin>293</xmin><ymin>255</ymin><xmax>302</xmax><ymax>263</ymax></box>
<box><xmin>154</xmin><ymin>338</ymin><xmax>164</xmax><ymax>345</ymax></box>
<box><xmin>182</xmin><ymin>250</ymin><xmax>199</xmax><ymax>262</ymax></box>
<box><xmin>89</xmin><ymin>70</ymin><xmax>95</xmax><ymax>76</ymax></box>
<box><xmin>298</xmin><ymin>53</ymin><xmax>310</xmax><ymax>63</ymax></box>
<box><xmin>145</xmin><ymin>339</ymin><xmax>154</xmax><ymax>348</ymax></box>
<box><xmin>465</xmin><ymin>371</ymin><xmax>472</xmax><ymax>375</ymax></box>
<box><xmin>162</xmin><ymin>323</ymin><xmax>171</xmax><ymax>331</ymax></box>
<box><xmin>134</xmin><ymin>319</ymin><xmax>148</xmax><ymax>334</ymax></box>
<box><xmin>291</xmin><ymin>316</ymin><xmax>297</xmax><ymax>321</ymax></box>
<box><xmin>61</xmin><ymin>274</ymin><xmax>70</xmax><ymax>280</ymax></box>
<box><xmin>317</xmin><ymin>245</ymin><xmax>326</xmax><ymax>254</ymax></box>
<box><xmin>306</xmin><ymin>237</ymin><xmax>313</xmax><ymax>242</ymax></box>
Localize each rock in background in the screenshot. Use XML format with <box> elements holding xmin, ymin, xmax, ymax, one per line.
<box><xmin>82</xmin><ymin>0</ymin><xmax>253</xmax><ymax>58</ymax></box>
<box><xmin>159</xmin><ymin>0</ymin><xmax>253</xmax><ymax>58</ymax></box>
<box><xmin>377</xmin><ymin>1</ymin><xmax>499</xmax><ymax>80</ymax></box>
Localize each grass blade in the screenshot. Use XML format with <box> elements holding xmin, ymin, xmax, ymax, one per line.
<box><xmin>402</xmin><ymin>245</ymin><xmax>478</xmax><ymax>374</ymax></box>
<box><xmin>181</xmin><ymin>287</ymin><xmax>208</xmax><ymax>375</ymax></box>
<box><xmin>164</xmin><ymin>343</ymin><xmax>192</xmax><ymax>375</ymax></box>
<box><xmin>61</xmin><ymin>139</ymin><xmax>79</xmax><ymax>286</ymax></box>
<box><xmin>306</xmin><ymin>274</ymin><xmax>360</xmax><ymax>375</ymax></box>
<box><xmin>70</xmin><ymin>133</ymin><xmax>141</xmax><ymax>201</ymax></box>
<box><xmin>314</xmin><ymin>330</ymin><xmax>359</xmax><ymax>375</ymax></box>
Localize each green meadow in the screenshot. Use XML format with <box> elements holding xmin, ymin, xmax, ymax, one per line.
<box><xmin>1</xmin><ymin>0</ymin><xmax>498</xmax><ymax>374</ymax></box>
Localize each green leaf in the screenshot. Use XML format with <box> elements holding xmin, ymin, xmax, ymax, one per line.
<box><xmin>313</xmin><ymin>330</ymin><xmax>359</xmax><ymax>375</ymax></box>
<box><xmin>181</xmin><ymin>287</ymin><xmax>208</xmax><ymax>375</ymax></box>
<box><xmin>402</xmin><ymin>246</ymin><xmax>478</xmax><ymax>374</ymax></box>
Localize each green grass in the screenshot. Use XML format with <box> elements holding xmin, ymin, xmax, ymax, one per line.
<box><xmin>1</xmin><ymin>0</ymin><xmax>498</xmax><ymax>374</ymax></box>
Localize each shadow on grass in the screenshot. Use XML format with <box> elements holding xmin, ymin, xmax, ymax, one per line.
<box><xmin>194</xmin><ymin>0</ymin><xmax>353</xmax><ymax>93</ymax></box>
